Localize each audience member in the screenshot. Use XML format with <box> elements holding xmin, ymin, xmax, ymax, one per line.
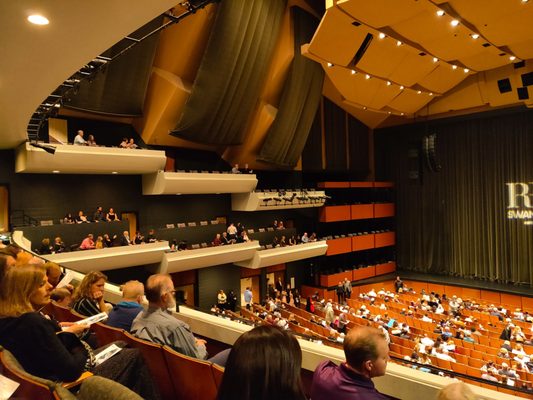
<box><xmin>145</xmin><ymin>229</ymin><xmax>157</xmax><ymax>243</ymax></box>
<box><xmin>118</xmin><ymin>230</ymin><xmax>132</xmax><ymax>246</ymax></box>
<box><xmin>128</xmin><ymin>138</ymin><xmax>138</xmax><ymax>149</ymax></box>
<box><xmin>50</xmin><ymin>287</ymin><xmax>72</xmax><ymax>307</ymax></box>
<box><xmin>244</xmin><ymin>287</ymin><xmax>253</xmax><ymax>310</ymax></box>
<box><xmin>106</xmin><ymin>207</ymin><xmax>120</xmax><ymax>222</ymax></box>
<box><xmin>212</xmin><ymin>233</ymin><xmax>222</xmax><ymax>246</ymax></box>
<box><xmin>131</xmin><ymin>274</ymin><xmax>228</xmax><ymax>365</ymax></box>
<box><xmin>95</xmin><ymin>235</ymin><xmax>104</xmax><ymax>249</ymax></box>
<box><xmin>63</xmin><ymin>213</ymin><xmax>75</xmax><ymax>224</ymax></box>
<box><xmin>217</xmin><ymin>289</ymin><xmax>227</xmax><ymax>310</ymax></box>
<box><xmin>93</xmin><ymin>206</ymin><xmax>105</xmax><ymax>222</ymax></box>
<box><xmin>311</xmin><ymin>326</ymin><xmax>390</xmax><ymax>400</ymax></box>
<box><xmin>103</xmin><ymin>233</ymin><xmax>114</xmax><ymax>248</ymax></box>
<box><xmin>231</xmin><ymin>164</ymin><xmax>241</xmax><ymax>174</ymax></box>
<box><xmin>217</xmin><ymin>325</ymin><xmax>306</xmax><ymax>400</ymax></box>
<box><xmin>86</xmin><ymin>134</ymin><xmax>97</xmax><ymax>146</ymax></box>
<box><xmin>301</xmin><ymin>232</ymin><xmax>309</xmax><ymax>243</ymax></box>
<box><xmin>39</xmin><ymin>238</ymin><xmax>52</xmax><ymax>255</ymax></box>
<box><xmin>71</xmin><ymin>271</ymin><xmax>108</xmax><ymax>316</ymax></box>
<box><xmin>242</xmin><ymin>163</ymin><xmax>253</xmax><ymax>174</ymax></box>
<box><xmin>394</xmin><ymin>276</ymin><xmax>404</xmax><ymax>293</ymax></box>
<box><xmin>437</xmin><ymin>382</ymin><xmax>478</xmax><ymax>400</ymax></box>
<box><xmin>133</xmin><ymin>231</ymin><xmax>144</xmax><ymax>245</ymax></box>
<box><xmin>53</xmin><ymin>236</ymin><xmax>66</xmax><ymax>253</ymax></box>
<box><xmin>75</xmin><ymin>210</ymin><xmax>90</xmax><ymax>223</ymax></box>
<box><xmin>79</xmin><ymin>233</ymin><xmax>95</xmax><ymax>250</ymax></box>
<box><xmin>44</xmin><ymin>261</ymin><xmax>63</xmax><ymax>288</ymax></box>
<box><xmin>73</xmin><ymin>130</ymin><xmax>86</xmax><ymax>145</ymax></box>
<box><xmin>107</xmin><ymin>280</ymin><xmax>145</xmax><ymax>331</ymax></box>
<box><xmin>119</xmin><ymin>137</ymin><xmax>129</xmax><ymax>148</ymax></box>
<box><xmin>0</xmin><ymin>265</ymin><xmax>158</xmax><ymax>398</ymax></box>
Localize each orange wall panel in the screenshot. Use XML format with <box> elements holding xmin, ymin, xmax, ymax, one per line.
<box><xmin>350</xmin><ymin>181</ymin><xmax>374</xmax><ymax>188</ymax></box>
<box><xmin>462</xmin><ymin>287</ymin><xmax>481</xmax><ymax>300</ymax></box>
<box><xmin>352</xmin><ymin>234</ymin><xmax>375</xmax><ymax>251</ymax></box>
<box><xmin>405</xmin><ymin>280</ymin><xmax>428</xmax><ymax>294</ymax></box>
<box><xmin>353</xmin><ymin>266</ymin><xmax>376</xmax><ymax>281</ymax></box>
<box><xmin>375</xmin><ymin>262</ymin><xmax>396</xmax><ymax>276</ymax></box>
<box><xmin>374</xmin><ymin>203</ymin><xmax>395</xmax><ymax>218</ymax></box>
<box><xmin>480</xmin><ymin>290</ymin><xmax>501</xmax><ymax>304</ymax></box>
<box><xmin>521</xmin><ymin>296</ymin><xmax>533</xmax><ymax>311</ymax></box>
<box><xmin>326</xmin><ymin>237</ymin><xmax>352</xmax><ymax>256</ymax></box>
<box><xmin>320</xmin><ymin>205</ymin><xmax>351</xmax><ymax>222</ymax></box>
<box><xmin>317</xmin><ymin>182</ymin><xmax>350</xmax><ymax>188</ymax></box>
<box><xmin>501</xmin><ymin>293</ymin><xmax>522</xmax><ymax>308</ymax></box>
<box><xmin>351</xmin><ymin>204</ymin><xmax>374</xmax><ymax>220</ymax></box>
<box><xmin>375</xmin><ymin>232</ymin><xmax>395</xmax><ymax>247</ymax></box>
<box><xmin>427</xmin><ymin>283</ymin><xmax>445</xmax><ymax>294</ymax></box>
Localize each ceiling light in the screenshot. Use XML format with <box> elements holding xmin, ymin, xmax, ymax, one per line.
<box><xmin>417</xmin><ymin>90</ymin><xmax>422</xmax><ymax>94</ymax></box>
<box><xmin>351</xmin><ymin>69</ymin><xmax>356</xmax><ymax>75</ymax></box>
<box><xmin>452</xmin><ymin>65</ymin><xmax>458</xmax><ymax>70</ymax></box>
<box><xmin>112</xmin><ymin>171</ymin><xmax>118</xmax><ymax>174</ymax></box>
<box><xmin>470</xmin><ymin>33</ymin><xmax>480</xmax><ymax>39</ymax></box>
<box><xmin>363</xmin><ymin>107</ymin><xmax>367</xmax><ymax>110</ymax></box>
<box><xmin>429</xmin><ymin>92</ymin><xmax>433</xmax><ymax>96</ymax></box>
<box><xmin>388</xmin><ymin>111</ymin><xmax>392</xmax><ymax>114</ymax></box>
<box><xmin>387</xmin><ymin>81</ymin><xmax>391</xmax><ymax>86</ymax></box>
<box><xmin>379</xmin><ymin>32</ymin><xmax>386</xmax><ymax>39</ymax></box>
<box><xmin>52</xmin><ymin>170</ymin><xmax>60</xmax><ymax>174</ymax></box>
<box><xmin>401</xmin><ymin>113</ymin><xmax>404</xmax><ymax>116</ymax></box>
<box><xmin>327</xmin><ymin>62</ymin><xmax>333</xmax><ymax>68</ymax></box>
<box><xmin>450</xmin><ymin>19</ymin><xmax>459</xmax><ymax>27</ymax></box>
<box><xmin>365</xmin><ymin>74</ymin><xmax>371</xmax><ymax>79</ymax></box>
<box><xmin>396</xmin><ymin>40</ymin><xmax>402</xmax><ymax>46</ymax></box>
<box><xmin>436</xmin><ymin>10</ymin><xmax>445</xmax><ymax>16</ymax></box>
<box><xmin>521</xmin><ymin>0</ymin><xmax>528</xmax><ymax>3</ymax></box>
<box><xmin>27</xmin><ymin>14</ymin><xmax>49</xmax><ymax>25</ymax></box>
<box><xmin>400</xmin><ymin>86</ymin><xmax>404</xmax><ymax>90</ymax></box>
<box><xmin>509</xmin><ymin>56</ymin><xmax>516</xmax><ymax>61</ymax></box>
<box><xmin>463</xmin><ymin>68</ymin><xmax>469</xmax><ymax>73</ymax></box>
<box><xmin>433</xmin><ymin>57</ymin><xmax>438</xmax><ymax>63</ymax></box>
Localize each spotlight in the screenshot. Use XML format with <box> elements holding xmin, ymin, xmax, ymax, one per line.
<box><xmin>378</xmin><ymin>32</ymin><xmax>386</xmax><ymax>39</ymax></box>
<box><xmin>450</xmin><ymin>19</ymin><xmax>459</xmax><ymax>27</ymax></box>
<box><xmin>436</xmin><ymin>10</ymin><xmax>445</xmax><ymax>16</ymax></box>
<box><xmin>470</xmin><ymin>33</ymin><xmax>479</xmax><ymax>39</ymax></box>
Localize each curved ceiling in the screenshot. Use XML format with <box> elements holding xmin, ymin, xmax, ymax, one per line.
<box><xmin>0</xmin><ymin>0</ymin><xmax>177</xmax><ymax>149</ymax></box>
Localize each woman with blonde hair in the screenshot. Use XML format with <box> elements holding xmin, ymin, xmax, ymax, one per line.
<box><xmin>0</xmin><ymin>265</ymin><xmax>158</xmax><ymax>397</ymax></box>
<box><xmin>71</xmin><ymin>271</ymin><xmax>108</xmax><ymax>316</ymax></box>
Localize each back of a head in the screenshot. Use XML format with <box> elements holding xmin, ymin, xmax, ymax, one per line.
<box><xmin>437</xmin><ymin>382</ymin><xmax>477</xmax><ymax>400</ymax></box>
<box><xmin>217</xmin><ymin>325</ymin><xmax>305</xmax><ymax>400</ymax></box>
<box><xmin>122</xmin><ymin>280</ymin><xmax>144</xmax><ymax>301</ymax></box>
<box><xmin>343</xmin><ymin>326</ymin><xmax>386</xmax><ymax>371</ymax></box>
<box><xmin>145</xmin><ymin>274</ymin><xmax>171</xmax><ymax>304</ymax></box>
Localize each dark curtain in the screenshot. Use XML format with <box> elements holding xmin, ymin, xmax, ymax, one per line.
<box><xmin>64</xmin><ymin>17</ymin><xmax>163</xmax><ymax>116</ymax></box>
<box><xmin>257</xmin><ymin>7</ymin><xmax>324</xmax><ymax>168</ymax></box>
<box><xmin>348</xmin><ymin>114</ymin><xmax>369</xmax><ymax>173</ymax></box>
<box><xmin>171</xmin><ymin>0</ymin><xmax>286</xmax><ymax>145</ymax></box>
<box><xmin>375</xmin><ymin>108</ymin><xmax>533</xmax><ymax>286</ymax></box>
<box><xmin>324</xmin><ymin>98</ymin><xmax>347</xmax><ymax>170</ymax></box>
<box><xmin>301</xmin><ymin>103</ymin><xmax>323</xmax><ymax>171</ymax></box>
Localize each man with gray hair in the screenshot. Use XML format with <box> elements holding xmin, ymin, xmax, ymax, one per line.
<box><xmin>106</xmin><ymin>280</ymin><xmax>145</xmax><ymax>331</ymax></box>
<box><xmin>311</xmin><ymin>326</ymin><xmax>390</xmax><ymax>399</ymax></box>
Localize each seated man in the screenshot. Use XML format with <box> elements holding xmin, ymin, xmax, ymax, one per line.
<box><xmin>311</xmin><ymin>326</ymin><xmax>390</xmax><ymax>400</ymax></box>
<box><xmin>93</xmin><ymin>206</ymin><xmax>105</xmax><ymax>222</ymax></box>
<box><xmin>107</xmin><ymin>280</ymin><xmax>145</xmax><ymax>331</ymax></box>
<box><xmin>131</xmin><ymin>274</ymin><xmax>208</xmax><ymax>360</ymax></box>
<box><xmin>79</xmin><ymin>233</ymin><xmax>95</xmax><ymax>250</ymax></box>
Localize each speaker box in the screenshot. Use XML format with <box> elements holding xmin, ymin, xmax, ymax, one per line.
<box><xmin>521</xmin><ymin>71</ymin><xmax>533</xmax><ymax>87</ymax></box>
<box><xmin>497</xmin><ymin>78</ymin><xmax>512</xmax><ymax>93</ymax></box>
<box><xmin>517</xmin><ymin>87</ymin><xmax>529</xmax><ymax>100</ymax></box>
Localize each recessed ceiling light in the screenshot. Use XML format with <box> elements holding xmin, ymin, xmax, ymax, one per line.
<box><xmin>401</xmin><ymin>112</ymin><xmax>404</xmax><ymax>116</ymax></box>
<box><xmin>351</xmin><ymin>69</ymin><xmax>356</xmax><ymax>75</ymax></box>
<box><xmin>52</xmin><ymin>170</ymin><xmax>60</xmax><ymax>174</ymax></box>
<box><xmin>363</xmin><ymin>106</ymin><xmax>367</xmax><ymax>110</ymax></box>
<box><xmin>463</xmin><ymin>68</ymin><xmax>469</xmax><ymax>73</ymax></box>
<box><xmin>452</xmin><ymin>65</ymin><xmax>458</xmax><ymax>70</ymax></box>
<box><xmin>436</xmin><ymin>10</ymin><xmax>445</xmax><ymax>16</ymax></box>
<box><xmin>400</xmin><ymin>86</ymin><xmax>405</xmax><ymax>90</ymax></box>
<box><xmin>112</xmin><ymin>171</ymin><xmax>118</xmax><ymax>174</ymax></box>
<box><xmin>327</xmin><ymin>62</ymin><xmax>333</xmax><ymax>67</ymax></box>
<box><xmin>470</xmin><ymin>33</ymin><xmax>480</xmax><ymax>39</ymax></box>
<box><xmin>386</xmin><ymin>81</ymin><xmax>392</xmax><ymax>86</ymax></box>
<box><xmin>379</xmin><ymin>32</ymin><xmax>386</xmax><ymax>39</ymax></box>
<box><xmin>433</xmin><ymin>57</ymin><xmax>438</xmax><ymax>63</ymax></box>
<box><xmin>396</xmin><ymin>40</ymin><xmax>402</xmax><ymax>46</ymax></box>
<box><xmin>365</xmin><ymin>74</ymin><xmax>371</xmax><ymax>80</ymax></box>
<box><xmin>521</xmin><ymin>0</ymin><xmax>528</xmax><ymax>3</ymax></box>
<box><xmin>27</xmin><ymin>14</ymin><xmax>49</xmax><ymax>25</ymax></box>
<box><xmin>417</xmin><ymin>90</ymin><xmax>422</xmax><ymax>94</ymax></box>
<box><xmin>509</xmin><ymin>56</ymin><xmax>516</xmax><ymax>61</ymax></box>
<box><xmin>429</xmin><ymin>92</ymin><xmax>433</xmax><ymax>96</ymax></box>
<box><xmin>388</xmin><ymin>111</ymin><xmax>392</xmax><ymax>114</ymax></box>
<box><xmin>450</xmin><ymin>19</ymin><xmax>459</xmax><ymax>27</ymax></box>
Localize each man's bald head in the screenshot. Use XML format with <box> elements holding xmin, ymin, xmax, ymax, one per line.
<box><xmin>145</xmin><ymin>274</ymin><xmax>173</xmax><ymax>305</ymax></box>
<box><xmin>122</xmin><ymin>280</ymin><xmax>145</xmax><ymax>302</ymax></box>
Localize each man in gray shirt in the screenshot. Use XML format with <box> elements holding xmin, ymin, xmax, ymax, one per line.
<box><xmin>131</xmin><ymin>273</ymin><xmax>207</xmax><ymax>359</ymax></box>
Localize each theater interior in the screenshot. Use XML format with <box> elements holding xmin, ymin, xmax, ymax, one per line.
<box><xmin>1</xmin><ymin>1</ymin><xmax>533</xmax><ymax>399</ymax></box>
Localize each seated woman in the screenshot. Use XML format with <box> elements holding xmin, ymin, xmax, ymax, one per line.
<box><xmin>75</xmin><ymin>210</ymin><xmax>89</xmax><ymax>223</ymax></box>
<box><xmin>63</xmin><ymin>213</ymin><xmax>75</xmax><ymax>224</ymax></box>
<box><xmin>217</xmin><ymin>325</ymin><xmax>306</xmax><ymax>400</ymax></box>
<box><xmin>106</xmin><ymin>207</ymin><xmax>120</xmax><ymax>222</ymax></box>
<box><xmin>119</xmin><ymin>137</ymin><xmax>129</xmax><ymax>148</ymax></box>
<box><xmin>86</xmin><ymin>134</ymin><xmax>97</xmax><ymax>146</ymax></box>
<box><xmin>0</xmin><ymin>266</ymin><xmax>157</xmax><ymax>398</ymax></box>
<box><xmin>53</xmin><ymin>236</ymin><xmax>66</xmax><ymax>253</ymax></box>
<box><xmin>71</xmin><ymin>271</ymin><xmax>108</xmax><ymax>316</ymax></box>
<box><xmin>38</xmin><ymin>238</ymin><xmax>52</xmax><ymax>255</ymax></box>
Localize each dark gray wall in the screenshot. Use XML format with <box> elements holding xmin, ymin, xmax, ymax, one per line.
<box><xmin>197</xmin><ymin>264</ymin><xmax>241</xmax><ymax>311</ymax></box>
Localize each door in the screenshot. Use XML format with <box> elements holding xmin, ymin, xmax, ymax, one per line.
<box><xmin>120</xmin><ymin>211</ymin><xmax>138</xmax><ymax>238</ymax></box>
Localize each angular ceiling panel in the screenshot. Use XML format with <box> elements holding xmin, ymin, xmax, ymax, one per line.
<box><xmin>337</xmin><ymin>0</ymin><xmax>426</xmax><ymax>28</ymax></box>
<box><xmin>308</xmin><ymin>6</ymin><xmax>367</xmax><ymax>66</ymax></box>
<box><xmin>417</xmin><ymin>64</ymin><xmax>468</xmax><ymax>93</ymax></box>
<box><xmin>386</xmin><ymin>90</ymin><xmax>433</xmax><ymax>114</ymax></box>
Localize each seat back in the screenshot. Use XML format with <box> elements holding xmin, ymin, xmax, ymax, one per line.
<box><xmin>0</xmin><ymin>346</ymin><xmax>56</xmax><ymax>400</ymax></box>
<box><xmin>50</xmin><ymin>301</ymin><xmax>83</xmax><ymax>322</ymax></box>
<box><xmin>211</xmin><ymin>363</ymin><xmax>224</xmax><ymax>389</ymax></box>
<box><xmin>163</xmin><ymin>346</ymin><xmax>218</xmax><ymax>400</ymax></box>
<box><xmin>77</xmin><ymin>375</ymin><xmax>143</xmax><ymax>400</ymax></box>
<box><xmin>91</xmin><ymin>322</ymin><xmax>126</xmax><ymax>347</ymax></box>
<box><xmin>122</xmin><ymin>331</ymin><xmax>175</xmax><ymax>400</ymax></box>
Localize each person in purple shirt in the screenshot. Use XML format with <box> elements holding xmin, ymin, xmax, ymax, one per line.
<box><xmin>311</xmin><ymin>326</ymin><xmax>391</xmax><ymax>400</ymax></box>
<box><xmin>106</xmin><ymin>280</ymin><xmax>144</xmax><ymax>331</ymax></box>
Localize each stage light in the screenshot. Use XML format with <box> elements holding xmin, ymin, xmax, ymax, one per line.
<box><xmin>28</xmin><ymin>14</ymin><xmax>49</xmax><ymax>25</ymax></box>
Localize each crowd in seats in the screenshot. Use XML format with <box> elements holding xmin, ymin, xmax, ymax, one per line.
<box><xmin>230</xmin><ymin>163</ymin><xmax>253</xmax><ymax>174</ymax></box>
<box><xmin>72</xmin><ymin>130</ymin><xmax>140</xmax><ymax>150</ymax></box>
<box><xmin>62</xmin><ymin>206</ymin><xmax>121</xmax><ymax>224</ymax></box>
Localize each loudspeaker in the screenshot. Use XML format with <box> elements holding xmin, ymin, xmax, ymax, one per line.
<box><xmin>521</xmin><ymin>71</ymin><xmax>533</xmax><ymax>87</ymax></box>
<box><xmin>517</xmin><ymin>87</ymin><xmax>529</xmax><ymax>100</ymax></box>
<box><xmin>423</xmin><ymin>134</ymin><xmax>441</xmax><ymax>172</ymax></box>
<box><xmin>498</xmin><ymin>78</ymin><xmax>512</xmax><ymax>93</ymax></box>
